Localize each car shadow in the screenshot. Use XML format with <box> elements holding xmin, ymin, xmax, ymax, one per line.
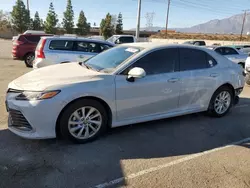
<box><xmin>0</xmin><ymin>97</ymin><xmax>250</xmax><ymax>188</ymax></box>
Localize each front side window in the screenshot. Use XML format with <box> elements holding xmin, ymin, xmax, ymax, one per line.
<box><xmin>84</xmin><ymin>46</ymin><xmax>142</xmax><ymax>73</ymax></box>
<box><xmin>123</xmin><ymin>48</ymin><xmax>178</xmax><ymax>75</ymax></box>
<box><xmin>179</xmin><ymin>48</ymin><xmax>208</xmax><ymax>71</ymax></box>
<box><xmin>224</xmin><ymin>47</ymin><xmax>238</xmax><ymax>55</ymax></box>
<box><xmin>49</xmin><ymin>40</ymin><xmax>74</xmax><ymax>51</ymax></box>
<box><xmin>215</xmin><ymin>47</ymin><xmax>224</xmax><ymax>55</ymax></box>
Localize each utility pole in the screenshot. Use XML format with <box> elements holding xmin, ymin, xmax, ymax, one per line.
<box><xmin>240</xmin><ymin>10</ymin><xmax>249</xmax><ymax>41</ymax></box>
<box><xmin>26</xmin><ymin>0</ymin><xmax>29</xmax><ymax>11</ymax></box>
<box><xmin>136</xmin><ymin>0</ymin><xmax>142</xmax><ymax>40</ymax></box>
<box><xmin>165</xmin><ymin>0</ymin><xmax>171</xmax><ymax>37</ymax></box>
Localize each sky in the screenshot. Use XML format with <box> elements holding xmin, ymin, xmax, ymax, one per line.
<box><xmin>1</xmin><ymin>0</ymin><xmax>250</xmax><ymax>29</ymax></box>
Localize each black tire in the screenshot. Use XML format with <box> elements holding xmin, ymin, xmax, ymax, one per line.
<box><xmin>24</xmin><ymin>53</ymin><xmax>35</xmax><ymax>68</ymax></box>
<box><xmin>59</xmin><ymin>99</ymin><xmax>108</xmax><ymax>144</ymax></box>
<box><xmin>207</xmin><ymin>86</ymin><xmax>233</xmax><ymax>117</ymax></box>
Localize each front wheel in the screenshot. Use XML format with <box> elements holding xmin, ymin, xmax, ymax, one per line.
<box><xmin>207</xmin><ymin>86</ymin><xmax>233</xmax><ymax>117</ymax></box>
<box><xmin>59</xmin><ymin>99</ymin><xmax>108</xmax><ymax>143</ymax></box>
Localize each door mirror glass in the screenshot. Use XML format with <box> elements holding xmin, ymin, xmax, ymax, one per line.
<box><xmin>127</xmin><ymin>67</ymin><xmax>146</xmax><ymax>80</ymax></box>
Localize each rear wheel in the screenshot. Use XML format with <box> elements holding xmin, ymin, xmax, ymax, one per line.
<box><xmin>24</xmin><ymin>53</ymin><xmax>35</xmax><ymax>68</ymax></box>
<box><xmin>59</xmin><ymin>99</ymin><xmax>108</xmax><ymax>143</ymax></box>
<box><xmin>207</xmin><ymin>86</ymin><xmax>233</xmax><ymax>117</ymax></box>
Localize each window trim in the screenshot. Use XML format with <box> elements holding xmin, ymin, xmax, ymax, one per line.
<box><xmin>49</xmin><ymin>40</ymin><xmax>75</xmax><ymax>51</ymax></box>
<box><xmin>178</xmin><ymin>47</ymin><xmax>217</xmax><ymax>72</ymax></box>
<box><xmin>117</xmin><ymin>47</ymin><xmax>179</xmax><ymax>75</ymax></box>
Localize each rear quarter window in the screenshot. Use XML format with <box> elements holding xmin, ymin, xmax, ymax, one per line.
<box><xmin>24</xmin><ymin>35</ymin><xmax>42</xmax><ymax>43</ymax></box>
<box><xmin>49</xmin><ymin>40</ymin><xmax>74</xmax><ymax>51</ymax></box>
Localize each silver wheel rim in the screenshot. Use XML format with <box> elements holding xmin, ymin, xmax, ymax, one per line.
<box><xmin>26</xmin><ymin>55</ymin><xmax>34</xmax><ymax>65</ymax></box>
<box><xmin>68</xmin><ymin>106</ymin><xmax>102</xmax><ymax>139</ymax></box>
<box><xmin>214</xmin><ymin>91</ymin><xmax>231</xmax><ymax>114</ymax></box>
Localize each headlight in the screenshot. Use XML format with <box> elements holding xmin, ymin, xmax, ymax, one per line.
<box><xmin>15</xmin><ymin>90</ymin><xmax>60</xmax><ymax>101</ymax></box>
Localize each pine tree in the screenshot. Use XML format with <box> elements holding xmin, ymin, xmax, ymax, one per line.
<box><xmin>11</xmin><ymin>0</ymin><xmax>30</xmax><ymax>33</ymax></box>
<box><xmin>115</xmin><ymin>12</ymin><xmax>123</xmax><ymax>34</ymax></box>
<box><xmin>76</xmin><ymin>10</ymin><xmax>90</xmax><ymax>36</ymax></box>
<box><xmin>44</xmin><ymin>2</ymin><xmax>58</xmax><ymax>34</ymax></box>
<box><xmin>62</xmin><ymin>0</ymin><xmax>74</xmax><ymax>33</ymax></box>
<box><xmin>33</xmin><ymin>11</ymin><xmax>42</xmax><ymax>30</ymax></box>
<box><xmin>100</xmin><ymin>13</ymin><xmax>114</xmax><ymax>39</ymax></box>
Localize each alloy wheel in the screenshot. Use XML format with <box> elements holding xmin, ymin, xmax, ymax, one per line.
<box><xmin>68</xmin><ymin>106</ymin><xmax>102</xmax><ymax>139</ymax></box>
<box><xmin>214</xmin><ymin>91</ymin><xmax>231</xmax><ymax>114</ymax></box>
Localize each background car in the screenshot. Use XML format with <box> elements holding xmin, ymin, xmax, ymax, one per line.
<box><xmin>12</xmin><ymin>33</ymin><xmax>53</xmax><ymax>67</ymax></box>
<box><xmin>106</xmin><ymin>35</ymin><xmax>136</xmax><ymax>44</ymax></box>
<box><xmin>6</xmin><ymin>43</ymin><xmax>244</xmax><ymax>143</ymax></box>
<box><xmin>33</xmin><ymin>36</ymin><xmax>115</xmax><ymax>68</ymax></box>
<box><xmin>213</xmin><ymin>46</ymin><xmax>248</xmax><ymax>68</ymax></box>
<box><xmin>183</xmin><ymin>40</ymin><xmax>206</xmax><ymax>46</ymax></box>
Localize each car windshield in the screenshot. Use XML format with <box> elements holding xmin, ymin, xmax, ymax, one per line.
<box><xmin>84</xmin><ymin>46</ymin><xmax>142</xmax><ymax>73</ymax></box>
<box><xmin>106</xmin><ymin>36</ymin><xmax>118</xmax><ymax>43</ymax></box>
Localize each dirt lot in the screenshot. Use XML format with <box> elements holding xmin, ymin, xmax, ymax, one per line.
<box><xmin>0</xmin><ymin>40</ymin><xmax>249</xmax><ymax>188</ymax></box>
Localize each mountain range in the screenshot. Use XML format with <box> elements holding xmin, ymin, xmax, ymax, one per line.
<box><xmin>131</xmin><ymin>13</ymin><xmax>250</xmax><ymax>34</ymax></box>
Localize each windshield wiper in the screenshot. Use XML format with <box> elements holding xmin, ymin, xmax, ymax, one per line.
<box><xmin>82</xmin><ymin>62</ymin><xmax>100</xmax><ymax>72</ymax></box>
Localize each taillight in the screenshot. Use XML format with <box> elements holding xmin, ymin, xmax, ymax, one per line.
<box><xmin>36</xmin><ymin>39</ymin><xmax>46</xmax><ymax>59</ymax></box>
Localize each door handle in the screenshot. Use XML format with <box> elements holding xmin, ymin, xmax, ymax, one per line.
<box><xmin>168</xmin><ymin>78</ymin><xmax>179</xmax><ymax>83</ymax></box>
<box><xmin>210</xmin><ymin>73</ymin><xmax>219</xmax><ymax>77</ymax></box>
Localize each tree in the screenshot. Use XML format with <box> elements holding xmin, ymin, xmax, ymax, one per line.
<box><xmin>32</xmin><ymin>11</ymin><xmax>42</xmax><ymax>30</ymax></box>
<box><xmin>11</xmin><ymin>0</ymin><xmax>30</xmax><ymax>33</ymax></box>
<box><xmin>62</xmin><ymin>0</ymin><xmax>74</xmax><ymax>33</ymax></box>
<box><xmin>76</xmin><ymin>10</ymin><xmax>90</xmax><ymax>36</ymax></box>
<box><xmin>100</xmin><ymin>13</ymin><xmax>114</xmax><ymax>39</ymax></box>
<box><xmin>0</xmin><ymin>10</ymin><xmax>12</xmax><ymax>33</ymax></box>
<box><xmin>115</xmin><ymin>12</ymin><xmax>123</xmax><ymax>34</ymax></box>
<box><xmin>44</xmin><ymin>2</ymin><xmax>58</xmax><ymax>34</ymax></box>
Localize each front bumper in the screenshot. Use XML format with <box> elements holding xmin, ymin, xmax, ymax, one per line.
<box><xmin>6</xmin><ymin>91</ymin><xmax>64</xmax><ymax>139</ymax></box>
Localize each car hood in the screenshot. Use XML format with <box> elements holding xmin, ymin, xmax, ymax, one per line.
<box><xmin>8</xmin><ymin>63</ymin><xmax>103</xmax><ymax>91</ymax></box>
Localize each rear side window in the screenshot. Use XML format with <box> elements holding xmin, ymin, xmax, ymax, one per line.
<box><xmin>215</xmin><ymin>47</ymin><xmax>224</xmax><ymax>55</ymax></box>
<box><xmin>179</xmin><ymin>48</ymin><xmax>208</xmax><ymax>71</ymax></box>
<box><xmin>24</xmin><ymin>35</ymin><xmax>41</xmax><ymax>43</ymax></box>
<box><xmin>49</xmin><ymin>40</ymin><xmax>74</xmax><ymax>51</ymax></box>
<box><xmin>17</xmin><ymin>35</ymin><xmax>27</xmax><ymax>42</ymax></box>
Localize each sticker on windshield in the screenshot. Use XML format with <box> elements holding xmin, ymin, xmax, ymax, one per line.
<box><xmin>125</xmin><ymin>48</ymin><xmax>139</xmax><ymax>53</ymax></box>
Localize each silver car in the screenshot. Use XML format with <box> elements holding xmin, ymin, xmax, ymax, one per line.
<box><xmin>33</xmin><ymin>36</ymin><xmax>114</xmax><ymax>69</ymax></box>
<box><xmin>6</xmin><ymin>43</ymin><xmax>245</xmax><ymax>143</ymax></box>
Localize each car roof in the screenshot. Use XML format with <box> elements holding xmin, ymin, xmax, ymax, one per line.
<box><xmin>120</xmin><ymin>42</ymin><xmax>210</xmax><ymax>51</ymax></box>
<box><xmin>41</xmin><ymin>36</ymin><xmax>114</xmax><ymax>45</ymax></box>
<box><xmin>112</xmin><ymin>35</ymin><xmax>134</xmax><ymax>37</ymax></box>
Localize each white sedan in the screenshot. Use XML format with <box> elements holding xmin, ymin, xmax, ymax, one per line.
<box><xmin>6</xmin><ymin>43</ymin><xmax>245</xmax><ymax>143</ymax></box>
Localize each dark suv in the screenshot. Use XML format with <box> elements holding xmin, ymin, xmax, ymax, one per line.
<box><xmin>12</xmin><ymin>33</ymin><xmax>52</xmax><ymax>67</ymax></box>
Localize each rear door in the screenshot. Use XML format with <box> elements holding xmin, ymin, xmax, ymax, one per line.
<box><xmin>178</xmin><ymin>48</ymin><xmax>219</xmax><ymax>111</ymax></box>
<box><xmin>45</xmin><ymin>39</ymin><xmax>74</xmax><ymax>63</ymax></box>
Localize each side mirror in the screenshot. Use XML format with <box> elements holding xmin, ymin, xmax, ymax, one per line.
<box><xmin>115</xmin><ymin>39</ymin><xmax>121</xmax><ymax>44</ymax></box>
<box><xmin>127</xmin><ymin>67</ymin><xmax>146</xmax><ymax>82</ymax></box>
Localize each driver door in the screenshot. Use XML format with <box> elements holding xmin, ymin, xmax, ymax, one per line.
<box><xmin>115</xmin><ymin>48</ymin><xmax>181</xmax><ymax>121</ymax></box>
